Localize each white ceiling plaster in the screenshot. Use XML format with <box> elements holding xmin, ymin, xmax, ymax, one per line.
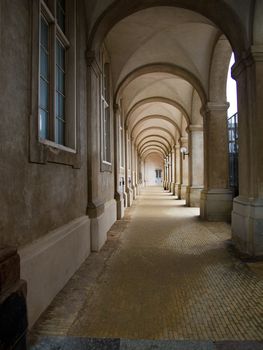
<box><xmin>105</xmin><ymin>6</ymin><xmax>219</xmax><ymax>92</ymax></box>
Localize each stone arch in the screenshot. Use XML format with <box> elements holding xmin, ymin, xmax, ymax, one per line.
<box><xmin>88</xmin><ymin>0</ymin><xmax>248</xmax><ymax>59</ymax></box>
<box><xmin>131</xmin><ymin>115</ymin><xmax>181</xmax><ymax>138</ymax></box>
<box><xmin>142</xmin><ymin>150</ymin><xmax>164</xmax><ymax>159</ymax></box>
<box><xmin>115</xmin><ymin>64</ymin><xmax>207</xmax><ymax>106</ymax></box>
<box><xmin>209</xmin><ymin>34</ymin><xmax>233</xmax><ymax>102</ymax></box>
<box><xmin>126</xmin><ymin>97</ymin><xmax>190</xmax><ymax>127</ymax></box>
<box><xmin>139</xmin><ymin>143</ymin><xmax>169</xmax><ymax>156</ymax></box>
<box><xmin>138</xmin><ymin>140</ymin><xmax>170</xmax><ymax>154</ymax></box>
<box><xmin>135</xmin><ymin>127</ymin><xmax>176</xmax><ymax>145</ymax></box>
<box><xmin>137</xmin><ymin>135</ymin><xmax>172</xmax><ymax>150</ymax></box>
<box><xmin>141</xmin><ymin>147</ymin><xmax>166</xmax><ymax>157</ymax></box>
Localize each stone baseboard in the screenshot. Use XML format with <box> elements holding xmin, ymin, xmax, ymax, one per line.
<box><xmin>19</xmin><ymin>216</ymin><xmax>91</xmax><ymax>328</ymax></box>
<box><xmin>91</xmin><ymin>199</ymin><xmax>117</xmax><ymax>252</ymax></box>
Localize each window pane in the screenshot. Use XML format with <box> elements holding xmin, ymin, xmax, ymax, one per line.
<box><xmin>56</xmin><ymin>93</ymin><xmax>65</xmax><ymax>119</ymax></box>
<box><xmin>40</xmin><ymin>78</ymin><xmax>49</xmax><ymax>110</ymax></box>
<box><xmin>56</xmin><ymin>39</ymin><xmax>65</xmax><ymax>70</ymax></box>
<box><xmin>39</xmin><ymin>109</ymin><xmax>48</xmax><ymax>139</ymax></box>
<box><xmin>56</xmin><ymin>118</ymin><xmax>65</xmax><ymax>145</ymax></box>
<box><xmin>41</xmin><ymin>17</ymin><xmax>49</xmax><ymax>50</ymax></box>
<box><xmin>56</xmin><ymin>67</ymin><xmax>65</xmax><ymax>93</ymax></box>
<box><xmin>40</xmin><ymin>48</ymin><xmax>48</xmax><ymax>80</ymax></box>
<box><xmin>55</xmin><ymin>38</ymin><xmax>66</xmax><ymax>145</ymax></box>
<box><xmin>56</xmin><ymin>0</ymin><xmax>65</xmax><ymax>33</ymax></box>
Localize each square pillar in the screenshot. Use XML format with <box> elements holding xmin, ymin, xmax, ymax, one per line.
<box><xmin>200</xmin><ymin>102</ymin><xmax>233</xmax><ymax>221</ymax></box>
<box><xmin>231</xmin><ymin>47</ymin><xmax>263</xmax><ymax>256</ymax></box>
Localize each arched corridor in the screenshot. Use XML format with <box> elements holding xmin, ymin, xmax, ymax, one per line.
<box><xmin>30</xmin><ymin>187</ymin><xmax>263</xmax><ymax>348</ymax></box>
<box><xmin>1</xmin><ymin>1</ymin><xmax>263</xmax><ymax>348</ymax></box>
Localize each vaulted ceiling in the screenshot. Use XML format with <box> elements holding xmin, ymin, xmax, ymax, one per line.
<box><xmin>104</xmin><ymin>6</ymin><xmax>230</xmax><ymax>159</ymax></box>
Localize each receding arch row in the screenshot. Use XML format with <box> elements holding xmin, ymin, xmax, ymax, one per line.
<box><xmin>139</xmin><ymin>143</ymin><xmax>169</xmax><ymax>156</ymax></box>
<box><xmin>137</xmin><ymin>141</ymin><xmax>169</xmax><ymax>154</ymax></box>
<box><xmin>142</xmin><ymin>150</ymin><xmax>165</xmax><ymax>160</ymax></box>
<box><xmin>134</xmin><ymin>126</ymin><xmax>177</xmax><ymax>145</ymax></box>
<box><xmin>140</xmin><ymin>146</ymin><xmax>166</xmax><ymax>157</ymax></box>
<box><xmin>131</xmin><ymin>115</ymin><xmax>181</xmax><ymax>138</ymax></box>
<box><xmin>137</xmin><ymin>134</ymin><xmax>172</xmax><ymax>151</ymax></box>
<box><xmin>116</xmin><ymin>63</ymin><xmax>207</xmax><ymax>106</ymax></box>
<box><xmin>125</xmin><ymin>97</ymin><xmax>190</xmax><ymax>127</ymax></box>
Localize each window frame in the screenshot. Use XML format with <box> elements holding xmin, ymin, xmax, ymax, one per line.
<box><xmin>100</xmin><ymin>47</ymin><xmax>112</xmax><ymax>172</ymax></box>
<box><xmin>30</xmin><ymin>0</ymin><xmax>80</xmax><ymax>168</ymax></box>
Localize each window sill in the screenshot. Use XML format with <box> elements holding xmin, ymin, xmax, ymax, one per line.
<box><xmin>29</xmin><ymin>135</ymin><xmax>81</xmax><ymax>169</ymax></box>
<box><xmin>40</xmin><ymin>139</ymin><xmax>77</xmax><ymax>154</ymax></box>
<box><xmin>101</xmin><ymin>161</ymin><xmax>112</xmax><ymax>172</ymax></box>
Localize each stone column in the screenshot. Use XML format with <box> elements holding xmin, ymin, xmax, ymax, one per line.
<box><xmin>124</xmin><ymin>129</ymin><xmax>132</xmax><ymax>206</ymax></box>
<box><xmin>131</xmin><ymin>138</ymin><xmax>136</xmax><ymax>200</ymax></box>
<box><xmin>168</xmin><ymin>153</ymin><xmax>173</xmax><ymax>192</ymax></box>
<box><xmin>175</xmin><ymin>143</ymin><xmax>182</xmax><ymax>198</ymax></box>
<box><xmin>171</xmin><ymin>147</ymin><xmax>176</xmax><ymax>195</ymax></box>
<box><xmin>180</xmin><ymin>137</ymin><xmax>190</xmax><ymax>201</ymax></box>
<box><xmin>86</xmin><ymin>52</ymin><xmax>107</xmax><ymax>251</ymax></box>
<box><xmin>200</xmin><ymin>102</ymin><xmax>233</xmax><ymax>221</ymax></box>
<box><xmin>0</xmin><ymin>247</ymin><xmax>27</xmax><ymax>350</ymax></box>
<box><xmin>134</xmin><ymin>148</ymin><xmax>138</xmax><ymax>196</ymax></box>
<box><xmin>163</xmin><ymin>157</ymin><xmax>166</xmax><ymax>189</ymax></box>
<box><xmin>113</xmin><ymin>104</ymin><xmax>124</xmax><ymax>219</ymax></box>
<box><xmin>164</xmin><ymin>157</ymin><xmax>169</xmax><ymax>190</ymax></box>
<box><xmin>231</xmin><ymin>46</ymin><xmax>263</xmax><ymax>256</ymax></box>
<box><xmin>188</xmin><ymin>125</ymin><xmax>204</xmax><ymax>207</ymax></box>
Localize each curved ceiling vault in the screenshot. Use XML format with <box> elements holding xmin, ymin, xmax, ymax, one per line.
<box><xmin>104</xmin><ymin>6</ymin><xmax>232</xmax><ymax>160</ymax></box>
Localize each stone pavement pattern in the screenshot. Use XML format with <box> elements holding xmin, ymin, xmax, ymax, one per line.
<box><xmin>30</xmin><ymin>187</ymin><xmax>263</xmax><ymax>347</ymax></box>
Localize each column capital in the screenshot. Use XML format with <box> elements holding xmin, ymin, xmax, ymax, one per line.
<box><xmin>206</xmin><ymin>102</ymin><xmax>229</xmax><ymax>113</ymax></box>
<box><xmin>86</xmin><ymin>50</ymin><xmax>101</xmax><ymax>73</ymax></box>
<box><xmin>113</xmin><ymin>103</ymin><xmax>120</xmax><ymax>114</ymax></box>
<box><xmin>189</xmin><ymin>124</ymin><xmax>203</xmax><ymax>132</ymax></box>
<box><xmin>180</xmin><ymin>136</ymin><xmax>188</xmax><ymax>145</ymax></box>
<box><xmin>232</xmin><ymin>46</ymin><xmax>263</xmax><ymax>80</ymax></box>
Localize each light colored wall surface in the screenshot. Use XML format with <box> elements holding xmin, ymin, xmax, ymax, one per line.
<box><xmin>0</xmin><ymin>0</ymin><xmax>89</xmax><ymax>248</ymax></box>
<box><xmin>145</xmin><ymin>154</ymin><xmax>163</xmax><ymax>186</ymax></box>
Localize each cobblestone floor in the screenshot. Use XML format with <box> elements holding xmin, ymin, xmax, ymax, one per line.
<box><xmin>31</xmin><ymin>187</ymin><xmax>263</xmax><ymax>343</ymax></box>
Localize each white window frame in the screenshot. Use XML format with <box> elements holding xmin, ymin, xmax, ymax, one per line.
<box><xmin>100</xmin><ymin>47</ymin><xmax>112</xmax><ymax>172</ymax></box>
<box><xmin>30</xmin><ymin>0</ymin><xmax>80</xmax><ymax>168</ymax></box>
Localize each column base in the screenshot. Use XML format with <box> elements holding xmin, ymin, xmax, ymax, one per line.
<box><xmin>132</xmin><ymin>185</ymin><xmax>137</xmax><ymax>200</ymax></box>
<box><xmin>200</xmin><ymin>189</ymin><xmax>233</xmax><ymax>222</ymax></box>
<box><xmin>172</xmin><ymin>183</ymin><xmax>176</xmax><ymax>195</ymax></box>
<box><xmin>163</xmin><ymin>181</ymin><xmax>169</xmax><ymax>190</ymax></box>
<box><xmin>175</xmin><ymin>184</ymin><xmax>181</xmax><ymax>199</ymax></box>
<box><xmin>232</xmin><ymin>197</ymin><xmax>263</xmax><ymax>257</ymax></box>
<box><xmin>125</xmin><ymin>188</ymin><xmax>133</xmax><ymax>207</ymax></box>
<box><xmin>188</xmin><ymin>186</ymin><xmax>203</xmax><ymax>207</ymax></box>
<box><xmin>116</xmin><ymin>197</ymin><xmax>124</xmax><ymax>220</ymax></box>
<box><xmin>181</xmin><ymin>185</ymin><xmax>189</xmax><ymax>201</ymax></box>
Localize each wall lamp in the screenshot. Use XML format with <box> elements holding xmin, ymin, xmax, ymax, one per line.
<box><xmin>180</xmin><ymin>147</ymin><xmax>189</xmax><ymax>159</ymax></box>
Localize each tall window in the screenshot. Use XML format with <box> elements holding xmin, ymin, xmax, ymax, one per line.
<box><xmin>39</xmin><ymin>0</ymin><xmax>70</xmax><ymax>146</ymax></box>
<box><xmin>101</xmin><ymin>58</ymin><xmax>111</xmax><ymax>164</ymax></box>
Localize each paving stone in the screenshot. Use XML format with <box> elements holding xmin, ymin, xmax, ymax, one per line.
<box><xmin>30</xmin><ymin>187</ymin><xmax>263</xmax><ymax>343</ymax></box>
<box><xmin>214</xmin><ymin>341</ymin><xmax>263</xmax><ymax>350</ymax></box>
<box><xmin>120</xmin><ymin>339</ymin><xmax>215</xmax><ymax>349</ymax></box>
<box><xmin>30</xmin><ymin>336</ymin><xmax>120</xmax><ymax>350</ymax></box>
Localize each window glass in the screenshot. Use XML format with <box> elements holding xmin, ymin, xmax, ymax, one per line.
<box><xmin>39</xmin><ymin>16</ymin><xmax>49</xmax><ymax>139</ymax></box>
<box><xmin>56</xmin><ymin>0</ymin><xmax>65</xmax><ymax>33</ymax></box>
<box><xmin>55</xmin><ymin>39</ymin><xmax>65</xmax><ymax>145</ymax></box>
